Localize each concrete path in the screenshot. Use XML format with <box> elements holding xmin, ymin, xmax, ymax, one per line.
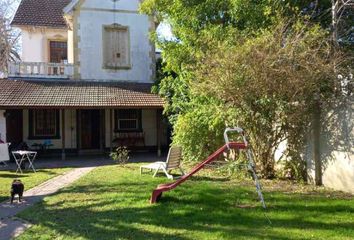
<box><xmin>0</xmin><ymin>166</ymin><xmax>96</xmax><ymax>239</ymax></box>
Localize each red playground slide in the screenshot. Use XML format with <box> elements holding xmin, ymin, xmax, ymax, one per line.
<box><xmin>150</xmin><ymin>142</ymin><xmax>246</xmax><ymax>204</ymax></box>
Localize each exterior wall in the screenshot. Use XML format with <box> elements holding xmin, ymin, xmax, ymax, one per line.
<box><xmin>14</xmin><ymin>108</ymin><xmax>163</xmax><ymax>151</ymax></box>
<box><xmin>20</xmin><ymin>28</ymin><xmax>68</xmax><ymax>62</ymax></box>
<box><xmin>142</xmin><ymin>109</ymin><xmax>157</xmax><ymax>146</ymax></box>
<box><xmin>0</xmin><ymin>110</ymin><xmax>6</xmax><ymax>142</ymax></box>
<box><xmin>22</xmin><ymin>109</ymin><xmax>77</xmax><ymax>149</ymax></box>
<box><xmin>76</xmin><ymin>0</ymin><xmax>154</xmax><ymax>82</ymax></box>
<box><xmin>17</xmin><ymin>0</ymin><xmax>155</xmax><ymax>82</ymax></box>
<box><xmin>68</xmin><ymin>30</ymin><xmax>74</xmax><ymax>64</ymax></box>
<box><xmin>105</xmin><ymin>109</ymin><xmax>158</xmax><ymax>148</ymax></box>
<box><xmin>322</xmin><ymin>151</ymin><xmax>354</xmax><ymax>193</ymax></box>
<box><xmin>307</xmin><ymin>103</ymin><xmax>354</xmax><ymax>194</ymax></box>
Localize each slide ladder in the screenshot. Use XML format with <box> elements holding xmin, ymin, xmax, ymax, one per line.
<box><xmin>150</xmin><ymin>128</ymin><xmax>266</xmax><ymax>209</ymax></box>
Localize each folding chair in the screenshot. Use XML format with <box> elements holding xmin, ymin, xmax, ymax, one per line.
<box><xmin>140</xmin><ymin>146</ymin><xmax>185</xmax><ymax>179</ymax></box>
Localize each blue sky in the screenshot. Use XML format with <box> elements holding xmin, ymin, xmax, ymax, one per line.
<box><xmin>157</xmin><ymin>22</ymin><xmax>174</xmax><ymax>40</ymax></box>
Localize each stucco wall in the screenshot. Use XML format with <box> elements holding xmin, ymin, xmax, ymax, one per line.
<box><xmin>21</xmin><ymin>28</ymin><xmax>68</xmax><ymax>62</ymax></box>
<box><xmin>9</xmin><ymin>108</ymin><xmax>164</xmax><ymax>151</ymax></box>
<box><xmin>17</xmin><ymin>0</ymin><xmax>155</xmax><ymax>82</ymax></box>
<box><xmin>105</xmin><ymin>109</ymin><xmax>158</xmax><ymax>148</ymax></box>
<box><xmin>142</xmin><ymin>109</ymin><xmax>157</xmax><ymax>146</ymax></box>
<box><xmin>307</xmin><ymin>103</ymin><xmax>354</xmax><ymax>194</ymax></box>
<box><xmin>22</xmin><ymin>109</ymin><xmax>77</xmax><ymax>149</ymax></box>
<box><xmin>76</xmin><ymin>0</ymin><xmax>154</xmax><ymax>82</ymax></box>
<box><xmin>82</xmin><ymin>0</ymin><xmax>140</xmax><ymax>10</ymax></box>
<box><xmin>19</xmin><ymin>108</ymin><xmax>160</xmax><ymax>150</ymax></box>
<box><xmin>68</xmin><ymin>30</ymin><xmax>74</xmax><ymax>64</ymax></box>
<box><xmin>0</xmin><ymin>110</ymin><xmax>6</xmax><ymax>142</ymax></box>
<box><xmin>322</xmin><ymin>151</ymin><xmax>354</xmax><ymax>193</ymax></box>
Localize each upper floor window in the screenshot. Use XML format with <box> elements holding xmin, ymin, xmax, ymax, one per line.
<box><xmin>50</xmin><ymin>41</ymin><xmax>67</xmax><ymax>63</ymax></box>
<box><xmin>103</xmin><ymin>24</ymin><xmax>130</xmax><ymax>70</ymax></box>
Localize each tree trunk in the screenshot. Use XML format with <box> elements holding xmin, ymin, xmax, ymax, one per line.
<box><xmin>331</xmin><ymin>0</ymin><xmax>339</xmax><ymax>44</ymax></box>
<box><xmin>313</xmin><ymin>100</ymin><xmax>322</xmax><ymax>186</ymax></box>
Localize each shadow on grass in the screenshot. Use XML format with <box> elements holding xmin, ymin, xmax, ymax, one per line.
<box><xmin>0</xmin><ymin>170</ymin><xmax>64</xmax><ymax>180</ymax></box>
<box><xmin>0</xmin><ymin>197</ymin><xmax>8</xmax><ymax>203</ymax></box>
<box><xmin>0</xmin><ymin>173</ymin><xmax>30</xmax><ymax>178</ymax></box>
<box><xmin>188</xmin><ymin>175</ymin><xmax>231</xmax><ymax>182</ymax></box>
<box><xmin>17</xmin><ymin>171</ymin><xmax>354</xmax><ymax>240</ymax></box>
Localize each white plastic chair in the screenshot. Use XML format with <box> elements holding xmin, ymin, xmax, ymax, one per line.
<box><xmin>0</xmin><ymin>143</ymin><xmax>10</xmax><ymax>166</ymax></box>
<box><xmin>140</xmin><ymin>146</ymin><xmax>185</xmax><ymax>179</ymax></box>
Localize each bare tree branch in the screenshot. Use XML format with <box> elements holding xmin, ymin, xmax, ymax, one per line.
<box><xmin>332</xmin><ymin>0</ymin><xmax>354</xmax><ymax>44</ymax></box>
<box><xmin>0</xmin><ymin>0</ymin><xmax>20</xmax><ymax>77</ymax></box>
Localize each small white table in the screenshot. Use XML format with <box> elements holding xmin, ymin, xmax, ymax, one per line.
<box><xmin>12</xmin><ymin>150</ymin><xmax>37</xmax><ymax>174</ymax></box>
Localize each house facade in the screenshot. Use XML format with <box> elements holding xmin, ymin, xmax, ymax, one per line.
<box><xmin>0</xmin><ymin>0</ymin><xmax>168</xmax><ymax>158</ymax></box>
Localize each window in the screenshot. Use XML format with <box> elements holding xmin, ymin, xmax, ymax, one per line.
<box><xmin>115</xmin><ymin>109</ymin><xmax>142</xmax><ymax>132</ymax></box>
<box><xmin>103</xmin><ymin>24</ymin><xmax>130</xmax><ymax>69</ymax></box>
<box><xmin>29</xmin><ymin>110</ymin><xmax>60</xmax><ymax>139</ymax></box>
<box><xmin>49</xmin><ymin>41</ymin><xmax>67</xmax><ymax>63</ymax></box>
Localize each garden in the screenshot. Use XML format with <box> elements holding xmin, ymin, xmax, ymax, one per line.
<box><xmin>16</xmin><ymin>164</ymin><xmax>354</xmax><ymax>240</ymax></box>
<box><xmin>0</xmin><ymin>168</ymin><xmax>70</xmax><ymax>202</ymax></box>
<box><xmin>0</xmin><ymin>0</ymin><xmax>353</xmax><ymax>239</ymax></box>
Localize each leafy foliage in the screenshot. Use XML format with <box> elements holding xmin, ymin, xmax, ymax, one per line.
<box><xmin>172</xmin><ymin>97</ymin><xmax>235</xmax><ymax>162</ymax></box>
<box><xmin>141</xmin><ymin>1</ymin><xmax>353</xmax><ymax>179</ymax></box>
<box><xmin>110</xmin><ymin>146</ymin><xmax>130</xmax><ymax>165</ymax></box>
<box><xmin>191</xmin><ymin>20</ymin><xmax>348</xmax><ymax>178</ymax></box>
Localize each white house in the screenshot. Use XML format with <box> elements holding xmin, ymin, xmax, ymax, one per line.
<box><xmin>0</xmin><ymin>0</ymin><xmax>168</xmax><ymax>158</ymax></box>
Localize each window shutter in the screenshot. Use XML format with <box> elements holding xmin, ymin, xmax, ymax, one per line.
<box><xmin>103</xmin><ymin>25</ymin><xmax>130</xmax><ymax>69</ymax></box>
<box><xmin>117</xmin><ymin>30</ymin><xmax>128</xmax><ymax>66</ymax></box>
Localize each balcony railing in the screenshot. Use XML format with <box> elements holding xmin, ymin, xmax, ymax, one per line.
<box><xmin>8</xmin><ymin>61</ymin><xmax>75</xmax><ymax>79</ymax></box>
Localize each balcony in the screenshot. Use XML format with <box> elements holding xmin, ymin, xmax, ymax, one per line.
<box><xmin>8</xmin><ymin>61</ymin><xmax>75</xmax><ymax>79</ymax></box>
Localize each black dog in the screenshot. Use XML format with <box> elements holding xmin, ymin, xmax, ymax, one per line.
<box><xmin>10</xmin><ymin>179</ymin><xmax>24</xmax><ymax>204</ymax></box>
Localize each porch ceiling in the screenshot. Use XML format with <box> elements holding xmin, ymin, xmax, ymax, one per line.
<box><xmin>0</xmin><ymin>79</ymin><xmax>164</xmax><ymax>109</ymax></box>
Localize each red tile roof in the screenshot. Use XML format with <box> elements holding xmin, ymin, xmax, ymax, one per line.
<box><xmin>0</xmin><ymin>79</ymin><xmax>164</xmax><ymax>108</ymax></box>
<box><xmin>11</xmin><ymin>0</ymin><xmax>71</xmax><ymax>28</ymax></box>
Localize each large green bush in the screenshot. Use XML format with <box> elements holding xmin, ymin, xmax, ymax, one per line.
<box><xmin>141</xmin><ymin>1</ymin><xmax>352</xmax><ymax>179</ymax></box>
<box><xmin>172</xmin><ymin>99</ymin><xmax>236</xmax><ymax>162</ymax></box>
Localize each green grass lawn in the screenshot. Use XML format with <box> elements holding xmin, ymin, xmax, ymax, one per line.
<box><xmin>0</xmin><ymin>168</ymin><xmax>71</xmax><ymax>202</ymax></box>
<box><xmin>16</xmin><ymin>164</ymin><xmax>354</xmax><ymax>240</ymax></box>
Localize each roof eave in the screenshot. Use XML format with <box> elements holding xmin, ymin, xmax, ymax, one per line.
<box><xmin>11</xmin><ymin>23</ymin><xmax>69</xmax><ymax>30</ymax></box>
<box><xmin>0</xmin><ymin>105</ymin><xmax>164</xmax><ymax>110</ymax></box>
<box><xmin>63</xmin><ymin>0</ymin><xmax>81</xmax><ymax>14</ymax></box>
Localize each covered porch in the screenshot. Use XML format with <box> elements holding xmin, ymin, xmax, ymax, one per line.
<box><xmin>0</xmin><ymin>79</ymin><xmax>169</xmax><ymax>159</ymax></box>
<box><xmin>0</xmin><ymin>151</ymin><xmax>168</xmax><ymax>172</ymax></box>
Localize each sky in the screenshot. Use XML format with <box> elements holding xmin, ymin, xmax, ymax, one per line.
<box><xmin>1</xmin><ymin>0</ymin><xmax>19</xmax><ymax>18</ymax></box>
<box><xmin>156</xmin><ymin>22</ymin><xmax>174</xmax><ymax>40</ymax></box>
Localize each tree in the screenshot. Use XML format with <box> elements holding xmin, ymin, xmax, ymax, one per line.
<box><xmin>141</xmin><ymin>0</ymin><xmax>281</xmax><ymax>122</ymax></box>
<box><xmin>312</xmin><ymin>0</ymin><xmax>353</xmax><ymax>185</ymax></box>
<box><xmin>331</xmin><ymin>0</ymin><xmax>354</xmax><ymax>45</ymax></box>
<box><xmin>141</xmin><ymin>1</ymin><xmax>352</xmax><ymax>179</ymax></box>
<box><xmin>0</xmin><ymin>0</ymin><xmax>20</xmax><ymax>77</ymax></box>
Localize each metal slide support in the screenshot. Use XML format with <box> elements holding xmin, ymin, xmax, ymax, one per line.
<box><xmin>224</xmin><ymin>127</ymin><xmax>247</xmax><ymax>149</ymax></box>
<box><xmin>247</xmin><ymin>149</ymin><xmax>266</xmax><ymax>209</ymax></box>
<box><xmin>224</xmin><ymin>127</ymin><xmax>266</xmax><ymax>209</ymax></box>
